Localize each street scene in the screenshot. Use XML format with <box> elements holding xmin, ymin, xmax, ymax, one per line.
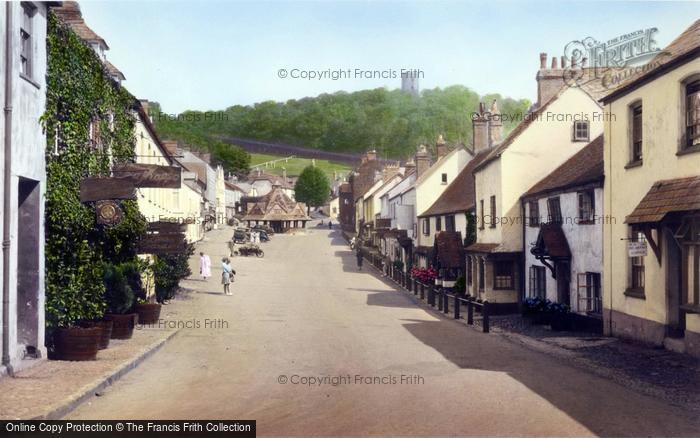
<box><xmin>0</xmin><ymin>0</ymin><xmax>700</xmax><ymax>437</ymax></box>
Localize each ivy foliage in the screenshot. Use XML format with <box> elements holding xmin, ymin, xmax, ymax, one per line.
<box><xmin>42</xmin><ymin>13</ymin><xmax>147</xmax><ymax>328</ymax></box>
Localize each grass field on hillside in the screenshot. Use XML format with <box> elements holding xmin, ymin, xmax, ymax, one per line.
<box><xmin>249</xmin><ymin>153</ymin><xmax>351</xmax><ymax>180</ymax></box>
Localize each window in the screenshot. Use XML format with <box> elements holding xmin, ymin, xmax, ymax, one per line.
<box><xmin>573</xmin><ymin>120</ymin><xmax>589</xmax><ymax>141</ymax></box>
<box><xmin>441</xmin><ymin>173</ymin><xmax>448</xmax><ymax>184</ymax></box>
<box><xmin>20</xmin><ymin>3</ymin><xmax>36</xmax><ymax>79</ymax></box>
<box><xmin>489</xmin><ymin>196</ymin><xmax>496</xmax><ymax>228</ymax></box>
<box><xmin>494</xmin><ymin>261</ymin><xmax>514</xmax><ymax>290</ymax></box>
<box><xmin>479</xmin><ymin>199</ymin><xmax>485</xmax><ymax>230</ymax></box>
<box><xmin>629</xmin><ymin>230</ymin><xmax>645</xmax><ymax>292</ymax></box>
<box><xmin>445</xmin><ymin>215</ymin><xmax>456</xmax><ymax>232</ymax></box>
<box><xmin>685</xmin><ymin>80</ymin><xmax>700</xmax><ymax>150</ymax></box>
<box><xmin>435</xmin><ymin>216</ymin><xmax>442</xmax><ymax>232</ymax></box>
<box><xmin>578</xmin><ymin>190</ymin><xmax>595</xmax><ymax>223</ymax></box>
<box><xmin>422</xmin><ymin>218</ymin><xmax>430</xmax><ymax>235</ymax></box>
<box><xmin>529</xmin><ymin>265</ymin><xmax>546</xmax><ymax>298</ymax></box>
<box><xmin>528</xmin><ymin>201</ymin><xmax>540</xmax><ymax>227</ymax></box>
<box><xmin>577</xmin><ymin>272</ymin><xmax>602</xmax><ymax>313</ymax></box>
<box><xmin>547</xmin><ymin>197</ymin><xmax>562</xmax><ymax>224</ymax></box>
<box><xmin>630</xmin><ymin>103</ymin><xmax>643</xmax><ymax>164</ymax></box>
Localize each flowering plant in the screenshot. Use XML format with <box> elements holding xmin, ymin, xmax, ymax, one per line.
<box><xmin>410</xmin><ymin>267</ymin><xmax>437</xmax><ymax>282</ymax></box>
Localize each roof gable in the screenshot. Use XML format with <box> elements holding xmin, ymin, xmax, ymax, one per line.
<box><xmin>522</xmin><ymin>134</ymin><xmax>604</xmax><ymax>199</ymax></box>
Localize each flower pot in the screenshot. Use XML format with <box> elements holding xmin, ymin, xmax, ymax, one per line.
<box><xmin>135</xmin><ymin>303</ymin><xmax>161</xmax><ymax>325</ymax></box>
<box><xmin>54</xmin><ymin>327</ymin><xmax>101</xmax><ymax>361</ymax></box>
<box><xmin>105</xmin><ymin>313</ymin><xmax>138</xmax><ymax>339</ymax></box>
<box><xmin>80</xmin><ymin>320</ymin><xmax>113</xmax><ymax>349</ymax></box>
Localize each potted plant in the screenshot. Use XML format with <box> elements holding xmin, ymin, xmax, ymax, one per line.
<box><xmin>79</xmin><ymin>318</ymin><xmax>113</xmax><ymax>350</ymax></box>
<box><xmin>126</xmin><ymin>260</ymin><xmax>162</xmax><ymax>326</ymax></box>
<box><xmin>103</xmin><ymin>263</ymin><xmax>138</xmax><ymax>339</ymax></box>
<box><xmin>549</xmin><ymin>302</ymin><xmax>572</xmax><ymax>331</ymax></box>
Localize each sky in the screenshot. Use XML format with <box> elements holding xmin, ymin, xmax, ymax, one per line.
<box><xmin>79</xmin><ymin>1</ymin><xmax>700</xmax><ymax>114</ymax></box>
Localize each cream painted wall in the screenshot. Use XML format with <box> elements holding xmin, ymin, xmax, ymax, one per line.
<box><xmin>134</xmin><ymin>113</ymin><xmax>203</xmax><ymax>243</ymax></box>
<box><xmin>603</xmin><ymin>57</ymin><xmax>700</xmax><ymax>331</ymax></box>
<box><xmin>415</xmin><ymin>148</ymin><xmax>471</xmax><ymax>247</ymax></box>
<box><xmin>498</xmin><ymin>87</ymin><xmax>604</xmax><ymax>252</ymax></box>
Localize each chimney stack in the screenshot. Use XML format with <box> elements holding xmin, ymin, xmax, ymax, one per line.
<box><xmin>536</xmin><ymin>52</ymin><xmax>565</xmax><ymax>107</ymax></box>
<box><xmin>415</xmin><ymin>144</ymin><xmax>431</xmax><ymax>178</ymax></box>
<box><xmin>472</xmin><ymin>102</ymin><xmax>490</xmax><ymax>153</ymax></box>
<box><xmin>488</xmin><ymin>100</ymin><xmax>503</xmax><ymax>146</ymax></box>
<box><xmin>435</xmin><ymin>134</ymin><xmax>448</xmax><ymax>159</ymax></box>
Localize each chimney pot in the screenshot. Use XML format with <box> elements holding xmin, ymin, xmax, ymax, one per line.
<box><xmin>551</xmin><ymin>57</ymin><xmax>558</xmax><ymax>69</ymax></box>
<box><xmin>560</xmin><ymin>56</ymin><xmax>567</xmax><ymax>68</ymax></box>
<box><xmin>539</xmin><ymin>52</ymin><xmax>547</xmax><ymax>69</ymax></box>
<box><xmin>582</xmin><ymin>57</ymin><xmax>588</xmax><ymax>67</ymax></box>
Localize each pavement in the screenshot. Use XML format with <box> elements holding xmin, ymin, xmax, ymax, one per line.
<box><xmin>63</xmin><ymin>224</ymin><xmax>699</xmax><ymax>437</ymax></box>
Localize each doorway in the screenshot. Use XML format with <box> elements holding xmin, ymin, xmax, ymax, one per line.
<box><xmin>17</xmin><ymin>178</ymin><xmax>41</xmax><ymax>357</ymax></box>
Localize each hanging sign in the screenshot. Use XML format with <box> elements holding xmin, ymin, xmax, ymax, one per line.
<box><xmin>628</xmin><ymin>241</ymin><xmax>648</xmax><ymax>257</ymax></box>
<box><xmin>80</xmin><ymin>177</ymin><xmax>137</xmax><ymax>202</ymax></box>
<box><xmin>113</xmin><ymin>163</ymin><xmax>181</xmax><ymax>189</ymax></box>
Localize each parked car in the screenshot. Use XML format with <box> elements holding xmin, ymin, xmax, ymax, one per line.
<box><xmin>258</xmin><ymin>230</ymin><xmax>270</xmax><ymax>242</ymax></box>
<box><xmin>233</xmin><ymin>229</ymin><xmax>248</xmax><ymax>243</ymax></box>
<box><xmin>252</xmin><ymin>224</ymin><xmax>274</xmax><ymax>235</ymax></box>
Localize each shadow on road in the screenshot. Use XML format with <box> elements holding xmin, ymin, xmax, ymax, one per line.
<box><xmin>400</xmin><ymin>318</ymin><xmax>700</xmax><ymax>436</ymax></box>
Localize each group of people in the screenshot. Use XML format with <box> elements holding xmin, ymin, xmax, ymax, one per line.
<box><xmin>249</xmin><ymin>230</ymin><xmax>262</xmax><ymax>244</ymax></box>
<box><xmin>199</xmin><ymin>252</ymin><xmax>236</xmax><ymax>296</ymax></box>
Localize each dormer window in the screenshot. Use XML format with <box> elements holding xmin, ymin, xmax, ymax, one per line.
<box><xmin>573</xmin><ymin>120</ymin><xmax>589</xmax><ymax>142</ymax></box>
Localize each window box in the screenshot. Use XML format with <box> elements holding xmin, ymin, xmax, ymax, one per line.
<box><xmin>624</xmin><ymin>287</ymin><xmax>646</xmax><ymax>299</ymax></box>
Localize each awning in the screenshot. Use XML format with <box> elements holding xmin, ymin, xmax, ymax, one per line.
<box><xmin>464</xmin><ymin>243</ymin><xmax>499</xmax><ymax>253</ymax></box>
<box><xmin>531</xmin><ymin>223</ymin><xmax>571</xmax><ymax>259</ymax></box>
<box><xmin>626</xmin><ymin>176</ymin><xmax>700</xmax><ymax>224</ymax></box>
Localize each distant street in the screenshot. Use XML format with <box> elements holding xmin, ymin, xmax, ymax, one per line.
<box><xmin>68</xmin><ymin>225</ymin><xmax>699</xmax><ymax>437</ymax></box>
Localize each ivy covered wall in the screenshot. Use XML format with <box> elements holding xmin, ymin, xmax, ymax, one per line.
<box><xmin>42</xmin><ymin>13</ymin><xmax>146</xmax><ymax>328</ymax></box>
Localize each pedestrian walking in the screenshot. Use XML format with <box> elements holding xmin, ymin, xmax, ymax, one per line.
<box><xmin>200</xmin><ymin>252</ymin><xmax>211</xmax><ymax>280</ymax></box>
<box><xmin>356</xmin><ymin>247</ymin><xmax>363</xmax><ymax>271</ymax></box>
<box><xmin>254</xmin><ymin>231</ymin><xmax>261</xmax><ymax>244</ymax></box>
<box><xmin>249</xmin><ymin>230</ymin><xmax>255</xmax><ymax>244</ymax></box>
<box><xmin>221</xmin><ymin>257</ymin><xmax>236</xmax><ymax>295</ymax></box>
<box><xmin>228</xmin><ymin>239</ymin><xmax>236</xmax><ymax>257</ymax></box>
<box><xmin>328</xmin><ymin>220</ymin><xmax>332</xmax><ymax>229</ymax></box>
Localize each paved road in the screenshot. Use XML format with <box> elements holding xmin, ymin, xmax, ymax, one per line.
<box><xmin>68</xmin><ymin>225</ymin><xmax>699</xmax><ymax>437</ymax></box>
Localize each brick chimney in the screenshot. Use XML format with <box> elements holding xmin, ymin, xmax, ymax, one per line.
<box><xmin>415</xmin><ymin>144</ymin><xmax>431</xmax><ymax>178</ymax></box>
<box><xmin>404</xmin><ymin>158</ymin><xmax>416</xmax><ymax>174</ymax></box>
<box><xmin>536</xmin><ymin>52</ymin><xmax>565</xmax><ymax>107</ymax></box>
<box><xmin>472</xmin><ymin>102</ymin><xmax>489</xmax><ymax>154</ymax></box>
<box><xmin>488</xmin><ymin>100</ymin><xmax>503</xmax><ymax>145</ymax></box>
<box><xmin>435</xmin><ymin>134</ymin><xmax>448</xmax><ymax>160</ymax></box>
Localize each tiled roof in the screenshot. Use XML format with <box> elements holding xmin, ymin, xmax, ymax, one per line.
<box><xmin>243</xmin><ymin>187</ymin><xmax>310</xmax><ymax>222</ymax></box>
<box><xmin>418</xmin><ymin>149</ymin><xmax>491</xmax><ymax>217</ymax></box>
<box><xmin>532</xmin><ymin>223</ymin><xmax>571</xmax><ymax>259</ymax></box>
<box><xmin>464</xmin><ymin>243</ymin><xmax>500</xmax><ymax>253</ymax></box>
<box><xmin>522</xmin><ymin>134</ymin><xmax>604</xmax><ymax>199</ymax></box>
<box><xmin>602</xmin><ymin>19</ymin><xmax>700</xmax><ymax>103</ymax></box>
<box><xmin>474</xmin><ymin>69</ymin><xmax>611</xmax><ymax>173</ymax></box>
<box><xmin>52</xmin><ymin>2</ymin><xmax>109</xmax><ymax>48</ymax></box>
<box><xmin>625</xmin><ymin>176</ymin><xmax>700</xmax><ymax>224</ymax></box>
<box><xmin>433</xmin><ymin>231</ymin><xmax>465</xmax><ymax>269</ymax></box>
<box><xmin>105</xmin><ymin>60</ymin><xmax>125</xmax><ymax>81</ymax></box>
<box><xmin>225</xmin><ymin>181</ymin><xmax>245</xmax><ymax>192</ymax></box>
